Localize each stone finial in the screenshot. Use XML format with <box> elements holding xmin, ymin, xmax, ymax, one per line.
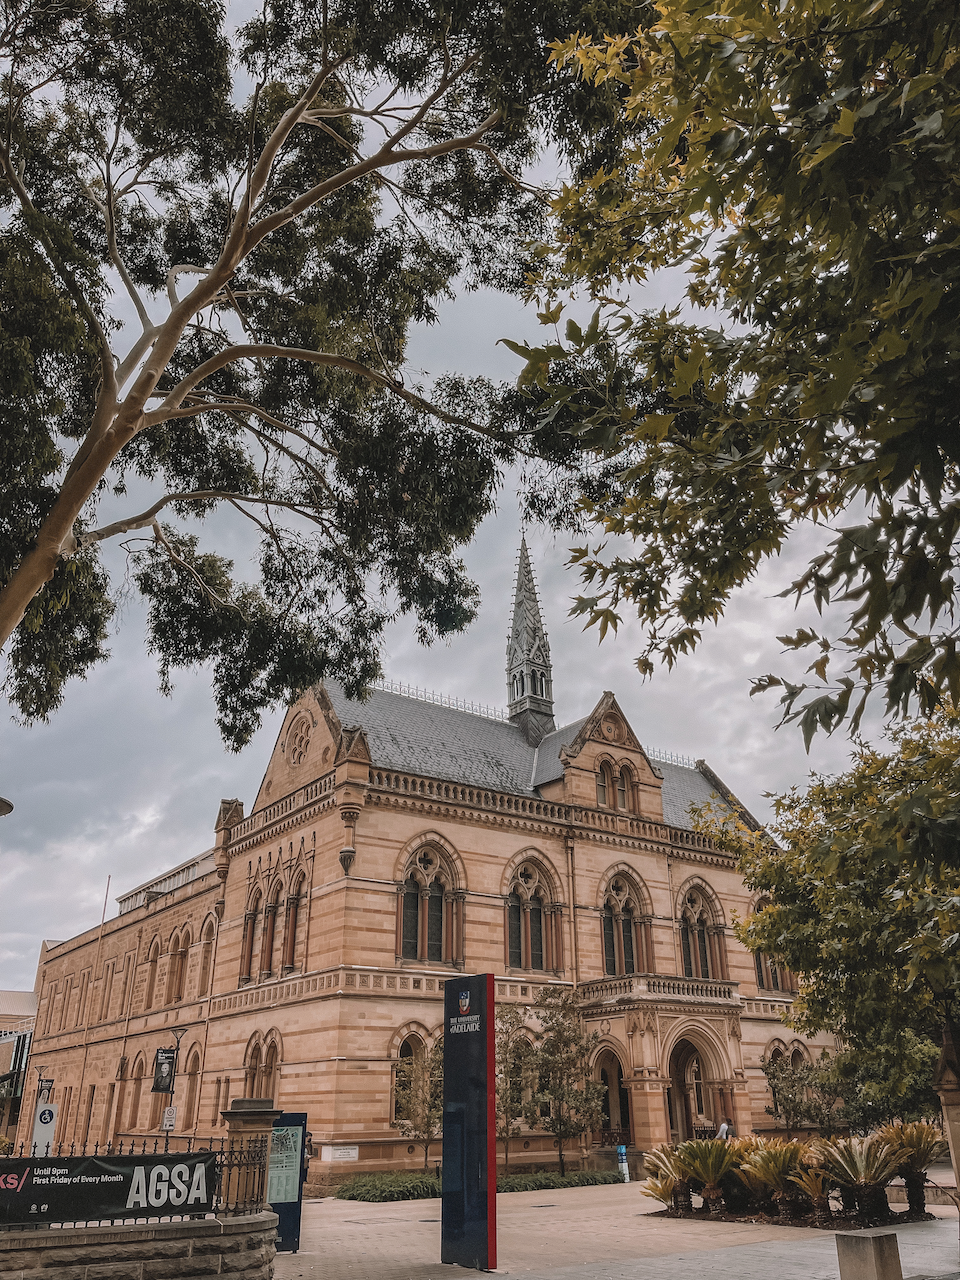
<box><xmin>215</xmin><ymin>798</ymin><xmax>244</xmax><ymax>831</ymax></box>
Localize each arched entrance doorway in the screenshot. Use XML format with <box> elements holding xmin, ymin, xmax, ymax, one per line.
<box><xmin>595</xmin><ymin>1049</ymin><xmax>631</xmax><ymax>1145</ymax></box>
<box><xmin>666</xmin><ymin>1038</ymin><xmax>718</xmax><ymax>1142</ymax></box>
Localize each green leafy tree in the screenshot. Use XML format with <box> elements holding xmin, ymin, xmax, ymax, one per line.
<box><xmin>508</xmin><ymin>0</ymin><xmax>960</xmax><ymax>743</ymax></box>
<box><xmin>394</xmin><ymin>1038</ymin><xmax>444</xmax><ymax>1171</ymax></box>
<box><xmin>0</xmin><ymin>0</ymin><xmax>636</xmax><ymax>746</ymax></box>
<box><xmin>494</xmin><ymin>1001</ymin><xmax>535</xmax><ymax>1170</ymax></box>
<box><xmin>760</xmin><ymin>1057</ymin><xmax>817</xmax><ymax>1138</ymax></box>
<box><xmin>693</xmin><ymin>708</ymin><xmax>960</xmax><ymax>1111</ymax></box>
<box><xmin>525</xmin><ymin>987</ymin><xmax>606</xmax><ymax>1175</ymax></box>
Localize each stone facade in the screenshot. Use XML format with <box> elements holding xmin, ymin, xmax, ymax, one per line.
<box><xmin>16</xmin><ymin>544</ymin><xmax>832</xmax><ymax>1175</ymax></box>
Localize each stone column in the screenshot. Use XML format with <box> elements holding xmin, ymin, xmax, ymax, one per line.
<box><xmin>220</xmin><ymin>1098</ymin><xmax>281</xmax><ymax>1214</ymax></box>
<box><xmin>934</xmin><ymin>1021</ymin><xmax>960</xmax><ymax>1192</ymax></box>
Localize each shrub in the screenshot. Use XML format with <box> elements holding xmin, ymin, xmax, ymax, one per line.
<box><xmin>676</xmin><ymin>1139</ymin><xmax>742</xmax><ymax>1214</ymax></box>
<box><xmin>879</xmin><ymin>1121</ymin><xmax>948</xmax><ymax>1217</ymax></box>
<box><xmin>497</xmin><ymin>1170</ymin><xmax>624</xmax><ymax>1193</ymax></box>
<box><xmin>335</xmin><ymin>1172</ymin><xmax>441</xmax><ymax>1201</ymax></box>
<box><xmin>334</xmin><ymin>1168</ymin><xmax>624</xmax><ymax>1201</ymax></box>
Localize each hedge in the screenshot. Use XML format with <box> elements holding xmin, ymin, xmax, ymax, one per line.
<box><xmin>334</xmin><ymin>1168</ymin><xmax>625</xmax><ymax>1201</ymax></box>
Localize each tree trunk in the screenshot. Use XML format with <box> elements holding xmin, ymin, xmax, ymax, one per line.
<box><xmin>856</xmin><ymin>1183</ymin><xmax>892</xmax><ymax>1226</ymax></box>
<box><xmin>813</xmin><ymin>1194</ymin><xmax>833</xmax><ymax>1229</ymax></box>
<box><xmin>557</xmin><ymin>1141</ymin><xmax>566</xmax><ymax>1177</ymax></box>
<box><xmin>775</xmin><ymin>1192</ymin><xmax>796</xmax><ymax>1223</ymax></box>
<box><xmin>673</xmin><ymin>1178</ymin><xmax>694</xmax><ymax>1216</ymax></box>
<box><xmin>903</xmin><ymin>1170</ymin><xmax>927</xmax><ymax>1217</ymax></box>
<box><xmin>703</xmin><ymin>1185</ymin><xmax>722</xmax><ymax>1215</ymax></box>
<box><xmin>839</xmin><ymin>1185</ymin><xmax>858</xmax><ymax>1216</ymax></box>
<box><xmin>503</xmin><ymin>1137</ymin><xmax>509</xmax><ymax>1170</ymax></box>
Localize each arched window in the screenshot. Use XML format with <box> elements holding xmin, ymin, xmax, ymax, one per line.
<box><xmin>755</xmin><ymin>950</ymin><xmax>782</xmax><ymax>991</ymax></box>
<box><xmin>128</xmin><ymin>1058</ymin><xmax>145</xmax><ymax>1131</ymax></box>
<box><xmin>679</xmin><ymin>887</ymin><xmax>725</xmax><ymax>980</ymax></box>
<box><xmin>245</xmin><ymin>1043</ymin><xmax>262</xmax><ymax>1099</ymax></box>
<box><xmin>281</xmin><ymin>875</ymin><xmax>305</xmax><ymax>974</ymax></box>
<box><xmin>396</xmin><ymin>847</ymin><xmax>463</xmax><ymax>966</ymax></box>
<box><xmin>143</xmin><ymin>941</ymin><xmax>160</xmax><ymax>1011</ymax></box>
<box><xmin>791</xmin><ymin>1048</ymin><xmax>806</xmax><ymax>1071</ymax></box>
<box><xmin>263</xmin><ymin>1042</ymin><xmax>280</xmax><ymax>1106</ymax></box>
<box><xmin>168</xmin><ymin>929</ymin><xmax>190</xmax><ymax>1003</ymax></box>
<box><xmin>260</xmin><ymin>884</ymin><xmax>283</xmax><ymax>980</ymax></box>
<box><xmin>182</xmin><ymin>1050</ymin><xmax>201</xmax><ymax>1131</ymax></box>
<box><xmin>596</xmin><ymin>763</ymin><xmax>613</xmax><ymax>807</ymax></box>
<box><xmin>600</xmin><ymin>876</ymin><xmax>653</xmax><ymax>976</ymax></box>
<box><xmin>394</xmin><ymin>1034</ymin><xmax>423</xmax><ymax>1124</ymax></box>
<box><xmin>503</xmin><ymin>861</ymin><xmax>561</xmax><ymax>973</ymax></box>
<box><xmin>197</xmin><ymin>920</ymin><xmax>215</xmax><ymax>998</ymax></box>
<box><xmin>239</xmin><ymin>893</ymin><xmax>261</xmax><ymax>985</ymax></box>
<box><xmin>617</xmin><ymin>769</ymin><xmax>628</xmax><ymax>810</ymax></box>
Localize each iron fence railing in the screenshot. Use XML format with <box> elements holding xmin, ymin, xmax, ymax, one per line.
<box><xmin>592</xmin><ymin>1128</ymin><xmax>631</xmax><ymax>1148</ymax></box>
<box><xmin>0</xmin><ymin>1135</ymin><xmax>267</xmax><ymax>1229</ymax></box>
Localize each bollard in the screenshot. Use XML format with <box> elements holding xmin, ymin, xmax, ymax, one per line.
<box><xmin>835</xmin><ymin>1229</ymin><xmax>903</xmax><ymax>1280</ymax></box>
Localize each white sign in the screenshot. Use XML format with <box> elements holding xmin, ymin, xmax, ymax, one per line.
<box><xmin>31</xmin><ymin>1102</ymin><xmax>58</xmax><ymax>1152</ymax></box>
<box><xmin>161</xmin><ymin>1105</ymin><xmax>177</xmax><ymax>1131</ymax></box>
<box><xmin>267</xmin><ymin>1125</ymin><xmax>304</xmax><ymax>1203</ymax></box>
<box><xmin>320</xmin><ymin>1144</ymin><xmax>358</xmax><ymax>1162</ymax></box>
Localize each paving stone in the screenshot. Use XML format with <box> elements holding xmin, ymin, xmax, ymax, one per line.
<box><xmin>274</xmin><ymin>1184</ymin><xmax>960</xmax><ymax>1280</ymax></box>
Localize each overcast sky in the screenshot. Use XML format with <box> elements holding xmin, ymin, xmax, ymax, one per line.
<box><xmin>0</xmin><ymin>275</ymin><xmax>879</xmax><ymax>992</ymax></box>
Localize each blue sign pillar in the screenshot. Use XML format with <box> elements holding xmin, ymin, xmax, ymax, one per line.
<box><xmin>441</xmin><ymin>973</ymin><xmax>496</xmax><ymax>1271</ymax></box>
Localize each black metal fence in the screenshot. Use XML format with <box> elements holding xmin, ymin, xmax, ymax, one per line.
<box><xmin>0</xmin><ymin>1135</ymin><xmax>267</xmax><ymax>1229</ymax></box>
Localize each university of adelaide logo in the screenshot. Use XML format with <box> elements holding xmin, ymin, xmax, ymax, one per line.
<box><xmin>459</xmin><ymin>990</ymin><xmax>470</xmax><ymax>1015</ymax></box>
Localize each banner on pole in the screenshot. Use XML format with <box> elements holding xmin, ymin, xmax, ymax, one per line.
<box><xmin>151</xmin><ymin>1048</ymin><xmax>176</xmax><ymax>1094</ymax></box>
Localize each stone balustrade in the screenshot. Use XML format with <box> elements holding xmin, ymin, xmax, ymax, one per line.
<box><xmin>578</xmin><ymin>973</ymin><xmax>740</xmax><ymax>1005</ymax></box>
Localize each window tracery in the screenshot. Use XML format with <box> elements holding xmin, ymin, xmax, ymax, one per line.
<box><xmin>287</xmin><ymin>714</ymin><xmax>311</xmax><ymax>765</ymax></box>
<box><xmin>596</xmin><ymin>761</ymin><xmax>636</xmax><ymax>812</ymax></box>
<box><xmin>678</xmin><ymin>886</ymin><xmax>727</xmax><ymax>980</ymax></box>
<box><xmin>600</xmin><ymin>875</ymin><xmax>654</xmax><ymax>976</ymax></box>
<box><xmin>503</xmin><ymin>860</ymin><xmax>562</xmax><ymax>973</ymax></box>
<box><xmin>396</xmin><ymin>847</ymin><xmax>463</xmax><ymax>966</ymax></box>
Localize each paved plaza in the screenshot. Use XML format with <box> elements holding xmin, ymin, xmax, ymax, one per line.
<box><xmin>277</xmin><ymin>1183</ymin><xmax>960</xmax><ymax>1280</ymax></box>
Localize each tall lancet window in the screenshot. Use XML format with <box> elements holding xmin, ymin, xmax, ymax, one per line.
<box><xmin>505</xmin><ymin>537</ymin><xmax>556</xmax><ymax>746</ymax></box>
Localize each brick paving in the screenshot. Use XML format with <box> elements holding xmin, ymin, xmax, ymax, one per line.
<box><xmin>276</xmin><ymin>1183</ymin><xmax>960</xmax><ymax>1280</ymax></box>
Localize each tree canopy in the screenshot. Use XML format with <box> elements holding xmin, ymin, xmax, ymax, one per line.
<box><xmin>0</xmin><ymin>0</ymin><xmax>643</xmax><ymax>746</ymax></box>
<box><xmin>695</xmin><ymin>705</ymin><xmax>960</xmax><ymax>1099</ymax></box>
<box><xmin>509</xmin><ymin>0</ymin><xmax>960</xmax><ymax>743</ymax></box>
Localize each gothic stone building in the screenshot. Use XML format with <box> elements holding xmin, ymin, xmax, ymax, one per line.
<box><xmin>18</xmin><ymin>544</ymin><xmax>830</xmax><ymax>1175</ymax></box>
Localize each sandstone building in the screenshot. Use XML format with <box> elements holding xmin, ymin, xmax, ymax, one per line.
<box><xmin>16</xmin><ymin>544</ymin><xmax>830</xmax><ymax>1173</ymax></box>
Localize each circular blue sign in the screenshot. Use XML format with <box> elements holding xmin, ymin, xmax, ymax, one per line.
<box><xmin>39</xmin><ymin>1108</ymin><xmax>54</xmax><ymax>1125</ymax></box>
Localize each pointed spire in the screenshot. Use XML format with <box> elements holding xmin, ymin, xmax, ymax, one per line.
<box><xmin>506</xmin><ymin>537</ymin><xmax>556</xmax><ymax>746</ymax></box>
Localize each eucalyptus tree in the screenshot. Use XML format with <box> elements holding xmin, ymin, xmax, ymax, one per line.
<box><xmin>0</xmin><ymin>0</ymin><xmax>636</xmax><ymax>745</ymax></box>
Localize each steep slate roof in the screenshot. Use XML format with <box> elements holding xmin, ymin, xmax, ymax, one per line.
<box><xmin>323</xmin><ymin>683</ymin><xmax>745</xmax><ymax>832</ymax></box>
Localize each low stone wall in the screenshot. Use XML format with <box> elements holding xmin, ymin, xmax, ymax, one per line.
<box><xmin>0</xmin><ymin>1210</ymin><xmax>277</xmax><ymax>1279</ymax></box>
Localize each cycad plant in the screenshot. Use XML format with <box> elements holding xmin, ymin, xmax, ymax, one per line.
<box><xmin>676</xmin><ymin>1139</ymin><xmax>743</xmax><ymax>1214</ymax></box>
<box><xmin>644</xmin><ymin>1145</ymin><xmax>693</xmax><ymax>1215</ymax></box>
<box><xmin>640</xmin><ymin>1174</ymin><xmax>676</xmax><ymax>1207</ymax></box>
<box><xmin>879</xmin><ymin>1121</ymin><xmax>948</xmax><ymax>1217</ymax></box>
<box><xmin>738</xmin><ymin>1141</ymin><xmax>806</xmax><ymax>1222</ymax></box>
<box><xmin>790</xmin><ymin>1167</ymin><xmax>833</xmax><ymax>1229</ymax></box>
<box><xmin>812</xmin><ymin>1136</ymin><xmax>901</xmax><ymax>1226</ymax></box>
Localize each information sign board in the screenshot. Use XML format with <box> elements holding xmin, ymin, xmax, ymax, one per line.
<box><xmin>441</xmin><ymin>973</ymin><xmax>496</xmax><ymax>1271</ymax></box>
<box><xmin>268</xmin><ymin>1113</ymin><xmax>307</xmax><ymax>1253</ymax></box>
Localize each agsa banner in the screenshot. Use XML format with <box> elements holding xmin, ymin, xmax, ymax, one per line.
<box><xmin>0</xmin><ymin>1153</ymin><xmax>215</xmax><ymax>1225</ymax></box>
